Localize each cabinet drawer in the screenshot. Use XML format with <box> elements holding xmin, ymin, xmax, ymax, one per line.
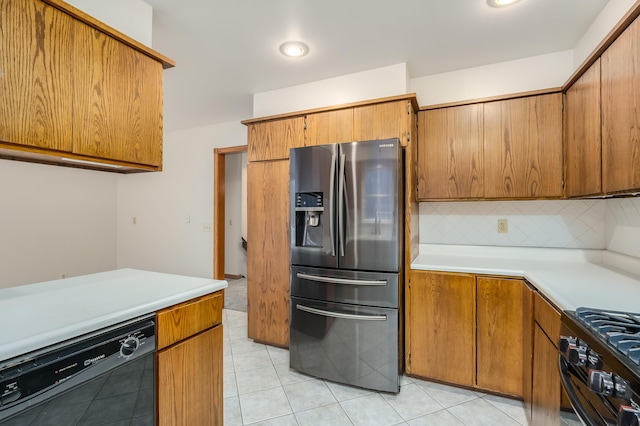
<box><xmin>534</xmin><ymin>292</ymin><xmax>560</xmax><ymax>347</ymax></box>
<box><xmin>157</xmin><ymin>291</ymin><xmax>223</xmax><ymax>349</ymax></box>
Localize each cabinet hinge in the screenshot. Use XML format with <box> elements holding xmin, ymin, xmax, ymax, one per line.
<box><xmin>408</xmin><ymin>353</ymin><xmax>412</xmax><ymax>364</ymax></box>
<box><xmin>406</xmin><ymin>102</ymin><xmax>411</xmax><ymax>115</ymax></box>
<box><xmin>303</xmin><ymin>117</ymin><xmax>307</xmax><ymax>130</ymax></box>
<box><xmin>406</xmin><ymin>131</ymin><xmax>411</xmax><ymax>143</ymax></box>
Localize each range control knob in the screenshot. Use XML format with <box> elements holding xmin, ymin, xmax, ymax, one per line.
<box><xmin>568</xmin><ymin>345</ymin><xmax>588</xmax><ymax>366</ymax></box>
<box><xmin>589</xmin><ymin>371</ymin><xmax>632</xmax><ymax>399</ymax></box>
<box><xmin>120</xmin><ymin>336</ymin><xmax>140</xmax><ymax>357</ymax></box>
<box><xmin>559</xmin><ymin>335</ymin><xmax>578</xmax><ymax>353</ymax></box>
<box><xmin>618</xmin><ymin>406</ymin><xmax>640</xmax><ymax>426</ymax></box>
<box><xmin>1</xmin><ymin>388</ymin><xmax>22</xmax><ymax>406</ymax></box>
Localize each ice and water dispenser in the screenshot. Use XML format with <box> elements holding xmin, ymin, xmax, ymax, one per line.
<box><xmin>294</xmin><ymin>192</ymin><xmax>324</xmax><ymax>248</ymax></box>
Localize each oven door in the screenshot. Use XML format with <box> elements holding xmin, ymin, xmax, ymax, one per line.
<box><xmin>558</xmin><ymin>355</ymin><xmax>618</xmax><ymax>426</ymax></box>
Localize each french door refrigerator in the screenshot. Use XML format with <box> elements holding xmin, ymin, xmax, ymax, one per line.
<box><xmin>289</xmin><ymin>138</ymin><xmax>403</xmax><ymax>393</ymax></box>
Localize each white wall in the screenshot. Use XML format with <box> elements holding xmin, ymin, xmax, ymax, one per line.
<box><xmin>0</xmin><ymin>160</ymin><xmax>118</xmax><ymax>288</ymax></box>
<box><xmin>64</xmin><ymin>0</ymin><xmax>153</xmax><ymax>47</ymax></box>
<box><xmin>253</xmin><ymin>63</ymin><xmax>408</xmax><ymax>118</ymax></box>
<box><xmin>409</xmin><ymin>50</ymin><xmax>574</xmax><ymax>107</ymax></box>
<box><xmin>116</xmin><ymin>121</ymin><xmax>247</xmax><ymax>278</ymax></box>
<box><xmin>573</xmin><ymin>0</ymin><xmax>638</xmax><ymax>68</ymax></box>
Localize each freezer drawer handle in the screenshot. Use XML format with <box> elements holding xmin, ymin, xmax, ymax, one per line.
<box><xmin>296</xmin><ymin>304</ymin><xmax>387</xmax><ymax>321</ymax></box>
<box><xmin>296</xmin><ymin>272</ymin><xmax>386</xmax><ymax>286</ymax></box>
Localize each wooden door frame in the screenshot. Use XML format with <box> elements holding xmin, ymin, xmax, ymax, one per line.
<box><xmin>213</xmin><ymin>145</ymin><xmax>248</xmax><ymax>280</ymax></box>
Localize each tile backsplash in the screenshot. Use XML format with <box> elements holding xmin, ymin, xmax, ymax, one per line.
<box><xmin>419</xmin><ymin>200</ymin><xmax>606</xmax><ymax>249</ymax></box>
<box><xmin>605</xmin><ymin>197</ymin><xmax>640</xmax><ymax>258</ymax></box>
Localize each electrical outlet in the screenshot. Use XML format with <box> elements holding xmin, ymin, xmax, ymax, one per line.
<box><xmin>132</xmin><ymin>216</ymin><xmax>137</xmax><ymax>225</ymax></box>
<box><xmin>202</xmin><ymin>223</ymin><xmax>213</xmax><ymax>232</ymax></box>
<box><xmin>498</xmin><ymin>219</ymin><xmax>508</xmax><ymax>234</ymax></box>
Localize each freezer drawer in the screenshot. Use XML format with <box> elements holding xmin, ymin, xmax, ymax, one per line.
<box><xmin>289</xmin><ymin>296</ymin><xmax>400</xmax><ymax>393</ymax></box>
<box><xmin>290</xmin><ymin>266</ymin><xmax>399</xmax><ymax>308</ymax></box>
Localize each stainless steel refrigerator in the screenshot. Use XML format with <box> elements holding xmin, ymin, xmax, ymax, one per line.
<box><xmin>289</xmin><ymin>138</ymin><xmax>403</xmax><ymax>393</ymax></box>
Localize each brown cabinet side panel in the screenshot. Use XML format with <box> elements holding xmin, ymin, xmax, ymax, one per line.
<box><xmin>484</xmin><ymin>94</ymin><xmax>563</xmax><ymax>198</ymax></box>
<box><xmin>158</xmin><ymin>325</ymin><xmax>223</xmax><ymax>426</ymax></box>
<box><xmin>522</xmin><ymin>283</ymin><xmax>535</xmax><ymax>424</ymax></box>
<box><xmin>476</xmin><ymin>277</ymin><xmax>524</xmax><ymax>397</ymax></box>
<box><xmin>418</xmin><ymin>105</ymin><xmax>484</xmax><ymax>199</ymax></box>
<box><xmin>602</xmin><ymin>17</ymin><xmax>640</xmax><ymax>194</ymax></box>
<box><xmin>156</xmin><ymin>291</ymin><xmax>223</xmax><ymax>350</ymax></box>
<box><xmin>73</xmin><ymin>22</ymin><xmax>163</xmax><ymax>166</ymax></box>
<box><xmin>406</xmin><ymin>270</ymin><xmax>475</xmax><ymax>387</ymax></box>
<box><xmin>247</xmin><ymin>118</ymin><xmax>304</xmax><ymax>161</ymax></box>
<box><xmin>247</xmin><ymin>160</ymin><xmax>291</xmax><ymax>347</ymax></box>
<box><xmin>565</xmin><ymin>59</ymin><xmax>602</xmax><ymax>197</ymax></box>
<box><xmin>305</xmin><ymin>109</ymin><xmax>353</xmax><ymax>146</ymax></box>
<box><xmin>0</xmin><ymin>0</ymin><xmax>73</xmax><ymax>151</ymax></box>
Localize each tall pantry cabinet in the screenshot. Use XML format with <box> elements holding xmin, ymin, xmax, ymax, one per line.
<box><xmin>242</xmin><ymin>95</ymin><xmax>417</xmax><ymax>347</ymax></box>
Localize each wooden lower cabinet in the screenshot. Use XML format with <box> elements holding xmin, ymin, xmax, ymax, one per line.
<box><xmin>476</xmin><ymin>277</ymin><xmax>525</xmax><ymax>396</ymax></box>
<box><xmin>531</xmin><ymin>324</ymin><xmax>561</xmax><ymax>426</ymax></box>
<box><xmin>406</xmin><ymin>270</ymin><xmax>476</xmax><ymax>387</ymax></box>
<box><xmin>156</xmin><ymin>292</ymin><xmax>224</xmax><ymax>426</ymax></box>
<box><xmin>158</xmin><ymin>325</ymin><xmax>223</xmax><ymax>426</ymax></box>
<box><xmin>247</xmin><ymin>160</ymin><xmax>291</xmax><ymax>347</ymax></box>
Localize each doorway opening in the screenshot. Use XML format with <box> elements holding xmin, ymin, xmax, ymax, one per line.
<box><xmin>214</xmin><ymin>145</ymin><xmax>248</xmax><ymax>311</ymax></box>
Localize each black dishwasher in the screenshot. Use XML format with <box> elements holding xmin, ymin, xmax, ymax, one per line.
<box><xmin>0</xmin><ymin>315</ymin><xmax>155</xmax><ymax>426</ymax></box>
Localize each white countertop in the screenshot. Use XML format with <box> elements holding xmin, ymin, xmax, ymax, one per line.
<box><xmin>0</xmin><ymin>269</ymin><xmax>227</xmax><ymax>362</ymax></box>
<box><xmin>412</xmin><ymin>244</ymin><xmax>640</xmax><ymax>313</ymax></box>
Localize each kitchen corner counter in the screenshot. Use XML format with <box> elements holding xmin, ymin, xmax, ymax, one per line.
<box><xmin>0</xmin><ymin>269</ymin><xmax>227</xmax><ymax>362</ymax></box>
<box><xmin>411</xmin><ymin>244</ymin><xmax>640</xmax><ymax>313</ymax></box>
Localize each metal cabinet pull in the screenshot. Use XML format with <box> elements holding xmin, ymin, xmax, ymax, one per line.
<box><xmin>296</xmin><ymin>272</ymin><xmax>386</xmax><ymax>286</ymax></box>
<box><xmin>296</xmin><ymin>304</ymin><xmax>386</xmax><ymax>321</ymax></box>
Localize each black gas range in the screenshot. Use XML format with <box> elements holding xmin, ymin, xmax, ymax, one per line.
<box><xmin>560</xmin><ymin>307</ymin><xmax>640</xmax><ymax>426</ymax></box>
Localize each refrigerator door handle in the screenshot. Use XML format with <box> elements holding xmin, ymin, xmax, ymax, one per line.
<box><xmin>296</xmin><ymin>272</ymin><xmax>387</xmax><ymax>286</ymax></box>
<box><xmin>338</xmin><ymin>152</ymin><xmax>346</xmax><ymax>257</ymax></box>
<box><xmin>296</xmin><ymin>304</ymin><xmax>387</xmax><ymax>321</ymax></box>
<box><xmin>329</xmin><ymin>152</ymin><xmax>337</xmax><ymax>256</ymax></box>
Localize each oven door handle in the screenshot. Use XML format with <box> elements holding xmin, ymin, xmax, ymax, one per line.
<box><xmin>558</xmin><ymin>355</ymin><xmax>599</xmax><ymax>426</ymax></box>
<box><xmin>296</xmin><ymin>304</ymin><xmax>387</xmax><ymax>321</ymax></box>
<box><xmin>296</xmin><ymin>272</ymin><xmax>386</xmax><ymax>286</ymax></box>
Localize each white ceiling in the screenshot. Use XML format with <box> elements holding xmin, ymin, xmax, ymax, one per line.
<box><xmin>145</xmin><ymin>0</ymin><xmax>609</xmax><ymax>132</ymax></box>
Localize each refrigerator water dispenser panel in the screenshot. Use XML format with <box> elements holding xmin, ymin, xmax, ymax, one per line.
<box><xmin>295</xmin><ymin>192</ymin><xmax>324</xmax><ymax>248</ymax></box>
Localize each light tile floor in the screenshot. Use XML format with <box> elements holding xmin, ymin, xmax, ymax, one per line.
<box><xmin>223</xmin><ymin>309</ymin><xmax>528</xmax><ymax>426</ymax></box>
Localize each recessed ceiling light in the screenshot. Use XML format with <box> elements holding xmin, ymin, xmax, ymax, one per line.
<box><xmin>487</xmin><ymin>0</ymin><xmax>522</xmax><ymax>7</ymax></box>
<box><xmin>279</xmin><ymin>41</ymin><xmax>309</xmax><ymax>58</ymax></box>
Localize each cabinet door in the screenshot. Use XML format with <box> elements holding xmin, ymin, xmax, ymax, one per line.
<box><xmin>484</xmin><ymin>94</ymin><xmax>563</xmax><ymax>198</ymax></box>
<box><xmin>406</xmin><ymin>270</ymin><xmax>475</xmax><ymax>387</ymax></box>
<box><xmin>602</xmin><ymin>17</ymin><xmax>640</xmax><ymax>194</ymax></box>
<box><xmin>0</xmin><ymin>0</ymin><xmax>73</xmax><ymax>151</ymax></box>
<box><xmin>247</xmin><ymin>118</ymin><xmax>304</xmax><ymax>161</ymax></box>
<box><xmin>353</xmin><ymin>100</ymin><xmax>412</xmax><ymax>145</ymax></box>
<box><xmin>565</xmin><ymin>59</ymin><xmax>602</xmax><ymax>197</ymax></box>
<box><xmin>305</xmin><ymin>109</ymin><xmax>353</xmax><ymax>146</ymax></box>
<box><xmin>158</xmin><ymin>325</ymin><xmax>223</xmax><ymax>426</ymax></box>
<box><xmin>247</xmin><ymin>160</ymin><xmax>290</xmax><ymax>347</ymax></box>
<box><xmin>73</xmin><ymin>22</ymin><xmax>163</xmax><ymax>166</ymax></box>
<box><xmin>418</xmin><ymin>105</ymin><xmax>484</xmax><ymax>199</ymax></box>
<box><xmin>531</xmin><ymin>324</ymin><xmax>561</xmax><ymax>426</ymax></box>
<box><xmin>476</xmin><ymin>277</ymin><xmax>524</xmax><ymax>396</ymax></box>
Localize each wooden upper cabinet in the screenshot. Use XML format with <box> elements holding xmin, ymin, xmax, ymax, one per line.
<box><xmin>353</xmin><ymin>100</ymin><xmax>412</xmax><ymax>145</ymax></box>
<box><xmin>406</xmin><ymin>270</ymin><xmax>476</xmax><ymax>387</ymax></box>
<box><xmin>565</xmin><ymin>59</ymin><xmax>602</xmax><ymax>197</ymax></box>
<box><xmin>602</xmin><ymin>16</ymin><xmax>640</xmax><ymax>194</ymax></box>
<box><xmin>418</xmin><ymin>105</ymin><xmax>484</xmax><ymax>199</ymax></box>
<box><xmin>247</xmin><ymin>160</ymin><xmax>291</xmax><ymax>347</ymax></box>
<box><xmin>247</xmin><ymin>118</ymin><xmax>304</xmax><ymax>161</ymax></box>
<box><xmin>483</xmin><ymin>93</ymin><xmax>563</xmax><ymax>199</ymax></box>
<box><xmin>476</xmin><ymin>277</ymin><xmax>524</xmax><ymax>397</ymax></box>
<box><xmin>0</xmin><ymin>0</ymin><xmax>73</xmax><ymax>151</ymax></box>
<box><xmin>73</xmin><ymin>22</ymin><xmax>163</xmax><ymax>166</ymax></box>
<box><xmin>304</xmin><ymin>109</ymin><xmax>353</xmax><ymax>146</ymax></box>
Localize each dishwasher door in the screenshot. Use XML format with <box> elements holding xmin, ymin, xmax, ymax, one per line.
<box><xmin>290</xmin><ymin>296</ymin><xmax>400</xmax><ymax>393</ymax></box>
